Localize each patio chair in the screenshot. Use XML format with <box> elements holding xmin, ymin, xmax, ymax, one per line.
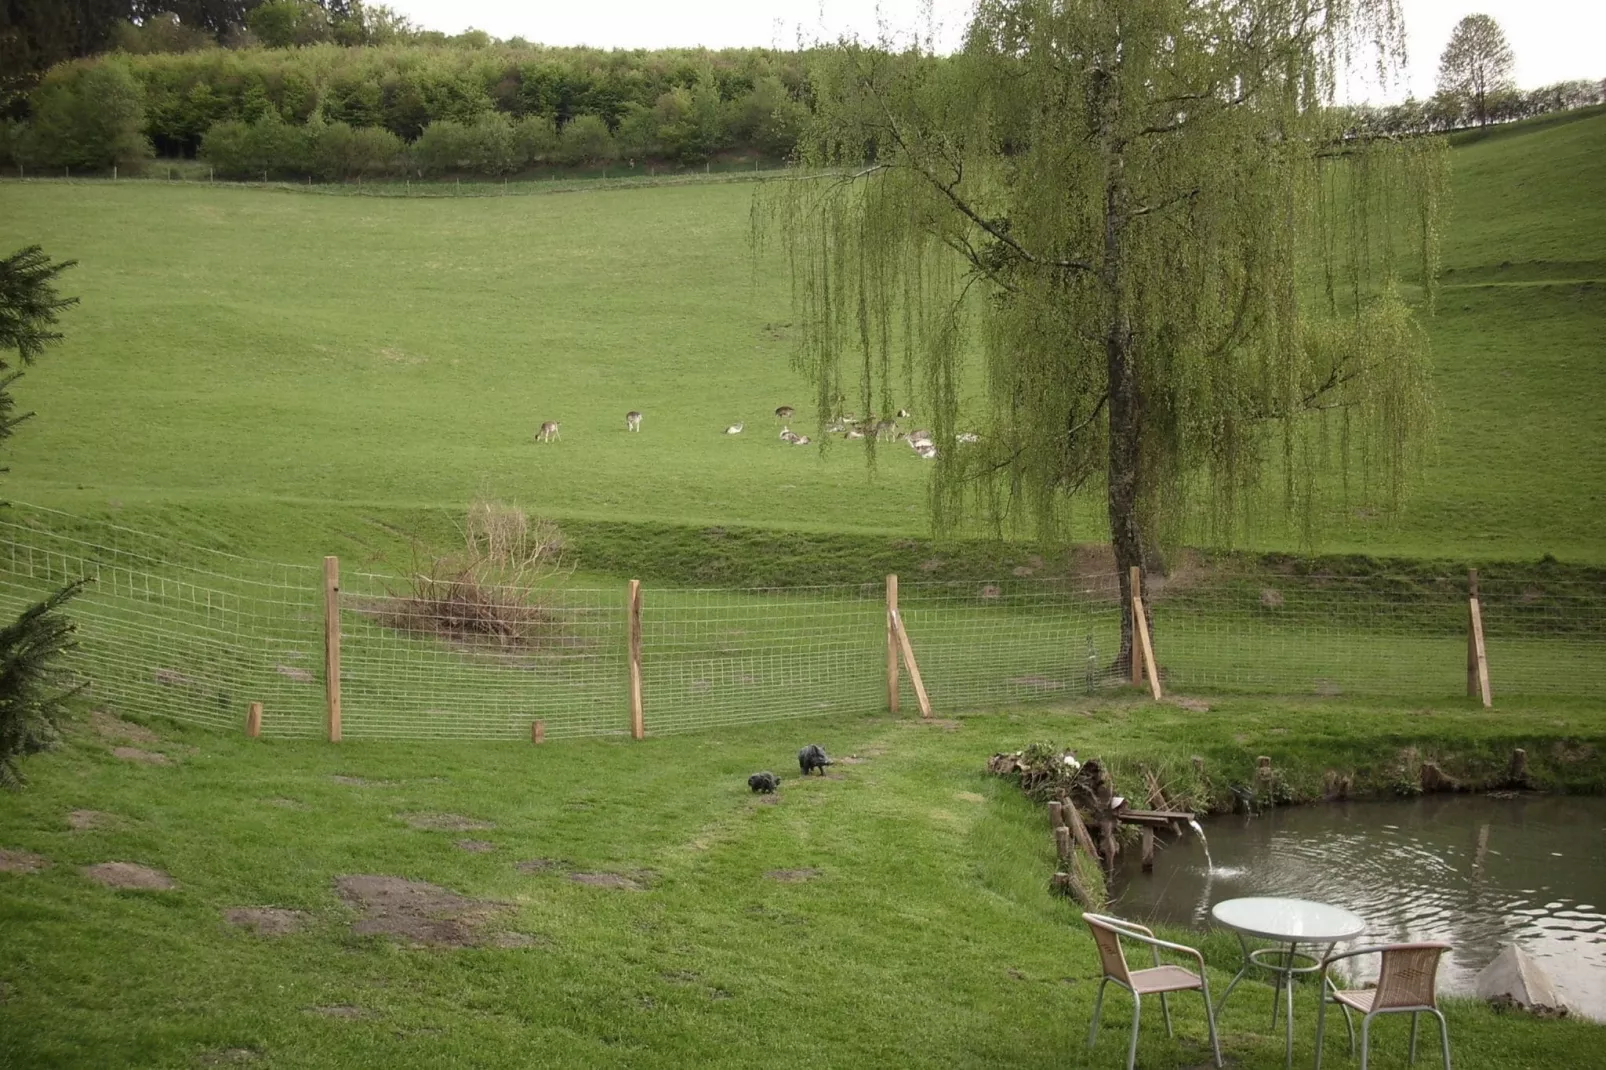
<box><xmin>1083</xmin><ymin>912</ymin><xmax>1223</xmax><ymax>1070</ymax></box>
<box><xmin>1314</xmin><ymin>942</ymin><xmax>1453</xmax><ymax>1070</ymax></box>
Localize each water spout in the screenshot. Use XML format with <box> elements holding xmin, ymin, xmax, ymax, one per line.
<box><xmin>1188</xmin><ymin>818</ymin><xmax>1214</xmax><ymax>873</ymax></box>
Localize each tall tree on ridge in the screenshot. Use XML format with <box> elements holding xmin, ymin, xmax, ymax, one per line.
<box><xmin>762</xmin><ymin>0</ymin><xmax>1447</xmax><ymax>671</ymax></box>
<box><xmin>1437</xmin><ymin>14</ymin><xmax>1516</xmax><ymax>127</ymax></box>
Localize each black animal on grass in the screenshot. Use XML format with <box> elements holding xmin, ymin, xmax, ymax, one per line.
<box><xmin>798</xmin><ymin>744</ymin><xmax>833</xmax><ymax>776</ymax></box>
<box><xmin>748</xmin><ymin>771</ymin><xmax>780</xmax><ymax>793</ymax></box>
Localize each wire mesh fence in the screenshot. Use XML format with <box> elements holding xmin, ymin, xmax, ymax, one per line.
<box><xmin>0</xmin><ymin>504</ymin><xmax>1602</xmax><ymax>742</ymax></box>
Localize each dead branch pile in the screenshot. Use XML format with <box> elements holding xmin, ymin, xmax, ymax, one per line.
<box><xmin>379</xmin><ymin>500</ymin><xmax>573</xmax><ymax>650</ymax></box>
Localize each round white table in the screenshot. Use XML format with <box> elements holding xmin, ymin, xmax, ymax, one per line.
<box><xmin>1211</xmin><ymin>897</ymin><xmax>1367</xmax><ymax>1069</ymax></box>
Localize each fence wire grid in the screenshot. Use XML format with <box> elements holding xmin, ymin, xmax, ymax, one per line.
<box><xmin>1</xmin><ymin>505</ymin><xmax>1602</xmax><ymax>741</ymax></box>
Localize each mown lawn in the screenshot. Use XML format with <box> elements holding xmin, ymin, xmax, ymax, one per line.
<box><xmin>2</xmin><ymin>695</ymin><xmax>1602</xmax><ymax>1068</ymax></box>
<box><xmin>0</xmin><ymin>111</ymin><xmax>1601</xmax><ymax>567</ymax></box>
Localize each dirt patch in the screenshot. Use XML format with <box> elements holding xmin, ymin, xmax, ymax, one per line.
<box><xmin>223</xmin><ymin>907</ymin><xmax>308</xmax><ymax>936</ymax></box>
<box><xmin>0</xmin><ymin>848</ymin><xmax>50</xmax><ymax>873</ymax></box>
<box><xmin>899</xmin><ymin>718</ymin><xmax>961</xmax><ymax>731</ymax></box>
<box><xmin>89</xmin><ymin>709</ymin><xmax>159</xmax><ymax>745</ymax></box>
<box><xmin>275</xmin><ymin>664</ymin><xmax>314</xmax><ymax>684</ymax></box>
<box><xmin>67</xmin><ymin>809</ymin><xmax>117</xmax><ymax>830</ymax></box>
<box><xmin>763</xmin><ymin>868</ymin><xmax>820</xmax><ymax>883</ymax></box>
<box><xmin>954</xmin><ymin>791</ymin><xmax>986</xmax><ymax>803</ymax></box>
<box><xmin>308</xmin><ymin>1005</ymin><xmax>368</xmax><ymax>1019</ymax></box>
<box><xmin>837</xmin><ymin>755</ymin><xmax>871</xmax><ymax>764</ymax></box>
<box><xmin>515</xmin><ymin>858</ymin><xmax>567</xmax><ymax>874</ymax></box>
<box><xmin>398</xmin><ymin>812</ymin><xmax>495</xmax><ymax>832</ymax></box>
<box><xmin>335</xmin><ymin>874</ymin><xmax>506</xmax><ymax>947</ymax></box>
<box><xmin>83</xmin><ymin>862</ymin><xmax>176</xmax><ymax>890</ymax></box>
<box><xmin>330</xmin><ymin>775</ymin><xmax>392</xmax><ymax>787</ymax></box>
<box><xmin>112</xmin><ymin>747</ymin><xmax>171</xmax><ymax>765</ymax></box>
<box><xmin>195</xmin><ymin>1048</ymin><xmax>261</xmax><ymax>1066</ymax></box>
<box><xmin>1167</xmin><ymin>697</ymin><xmax>1211</xmax><ymax>713</ymax></box>
<box><xmin>568</xmin><ymin>871</ymin><xmax>649</xmax><ymax>891</ymax></box>
<box><xmin>454</xmin><ymin>840</ymin><xmax>496</xmax><ymax>853</ymax></box>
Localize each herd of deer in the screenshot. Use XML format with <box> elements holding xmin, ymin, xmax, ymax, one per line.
<box><xmin>535</xmin><ymin>406</ymin><xmax>977</xmax><ymax>459</ymax></box>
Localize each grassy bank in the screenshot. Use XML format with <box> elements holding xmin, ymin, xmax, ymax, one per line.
<box><xmin>1</xmin><ymin>695</ymin><xmax>1602</xmax><ymax>1068</ymax></box>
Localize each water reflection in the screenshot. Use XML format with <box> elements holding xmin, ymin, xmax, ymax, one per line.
<box><xmin>1110</xmin><ymin>795</ymin><xmax>1606</xmax><ymax>1020</ymax></box>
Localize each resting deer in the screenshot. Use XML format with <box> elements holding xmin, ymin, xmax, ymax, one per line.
<box><xmin>780</xmin><ymin>427</ymin><xmax>799</xmax><ymax>443</ymax></box>
<box><xmin>537</xmin><ymin>421</ymin><xmax>560</xmax><ymax>443</ymax></box>
<box><xmin>626</xmin><ymin>411</ymin><xmax>642</xmax><ymax>432</ymax></box>
<box><xmin>775</xmin><ymin>405</ymin><xmax>795</xmax><ymax>421</ymax></box>
<box><xmin>725</xmin><ymin>421</ymin><xmax>744</xmax><ymax>435</ymax></box>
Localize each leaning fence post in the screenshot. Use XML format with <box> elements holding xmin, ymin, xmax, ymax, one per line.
<box><xmin>1467</xmin><ymin>568</ymin><xmax>1492</xmax><ymax>707</ymax></box>
<box><xmin>1128</xmin><ymin>565</ymin><xmax>1162</xmax><ymax>700</ymax></box>
<box><xmin>886</xmin><ymin>573</ymin><xmax>900</xmax><ymax>714</ymax></box>
<box><xmin>628</xmin><ymin>579</ymin><xmax>644</xmax><ymax>739</ymax></box>
<box><xmin>323</xmin><ymin>556</ymin><xmax>342</xmax><ymax>742</ymax></box>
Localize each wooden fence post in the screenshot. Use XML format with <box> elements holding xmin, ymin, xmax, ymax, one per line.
<box><xmin>886</xmin><ymin>573</ymin><xmax>900</xmax><ymax>714</ymax></box>
<box><xmin>1467</xmin><ymin>568</ymin><xmax>1492</xmax><ymax>707</ymax></box>
<box><xmin>1128</xmin><ymin>566</ymin><xmax>1162</xmax><ymax>700</ymax></box>
<box><xmin>890</xmin><ymin>608</ymin><xmax>932</xmax><ymax>718</ymax></box>
<box><xmin>323</xmin><ymin>556</ymin><xmax>342</xmax><ymax>742</ymax></box>
<box><xmin>531</xmin><ymin>720</ymin><xmax>545</xmax><ymax>744</ymax></box>
<box><xmin>245</xmin><ymin>701</ymin><xmax>262</xmax><ymax>738</ymax></box>
<box><xmin>628</xmin><ymin>579</ymin><xmax>644</xmax><ymax>739</ymax></box>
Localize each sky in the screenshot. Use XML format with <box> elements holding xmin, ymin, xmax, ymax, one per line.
<box><xmin>382</xmin><ymin>0</ymin><xmax>1602</xmax><ymax>103</ymax></box>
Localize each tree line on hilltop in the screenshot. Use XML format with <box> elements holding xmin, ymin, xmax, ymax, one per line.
<box><xmin>0</xmin><ymin>3</ymin><xmax>1602</xmax><ymax>182</ymax></box>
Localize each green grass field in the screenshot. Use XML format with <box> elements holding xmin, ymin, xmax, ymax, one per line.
<box><xmin>0</xmin><ymin>110</ymin><xmax>1602</xmax><ymax>567</ymax></box>
<box><xmin>2</xmin><ymin>698</ymin><xmax>1603</xmax><ymax>1069</ymax></box>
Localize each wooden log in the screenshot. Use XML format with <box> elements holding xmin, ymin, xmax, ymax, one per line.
<box><xmin>886</xmin><ymin>574</ymin><xmax>900</xmax><ymax>714</ymax></box>
<box><xmin>245</xmin><ymin>701</ymin><xmax>262</xmax><ymax>738</ymax></box>
<box><xmin>1047</xmin><ymin>800</ymin><xmax>1064</xmax><ymax>829</ymax></box>
<box><xmin>628</xmin><ymin>580</ymin><xmax>644</xmax><ymax>740</ymax></box>
<box><xmin>1141</xmin><ymin>827</ymin><xmax>1155</xmax><ymax>872</ymax></box>
<box><xmin>323</xmin><ymin>555</ymin><xmax>342</xmax><ymax>743</ymax></box>
<box><xmin>1133</xmin><ymin>594</ymin><xmax>1162</xmax><ymax>701</ymax></box>
<box><xmin>1054</xmin><ymin>825</ymin><xmax>1072</xmax><ymax>862</ymax></box>
<box><xmin>1420</xmin><ymin>761</ymin><xmax>1459</xmax><ymax>793</ymax></box>
<box><xmin>1061</xmin><ymin>795</ymin><xmax>1101</xmax><ymax>862</ymax></box>
<box><xmin>1116</xmin><ymin>809</ymin><xmax>1196</xmax><ymax>827</ymax></box>
<box><xmin>891</xmin><ymin>610</ymin><xmax>932</xmax><ymax>718</ymax></box>
<box><xmin>531</xmin><ymin>720</ymin><xmax>545</xmax><ymax>745</ymax></box>
<box><xmin>1143</xmin><ymin>767</ymin><xmax>1169</xmax><ymax>811</ymax></box>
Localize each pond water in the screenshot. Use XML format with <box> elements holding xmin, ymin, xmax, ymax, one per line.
<box><xmin>1109</xmin><ymin>794</ymin><xmax>1606</xmax><ymax>1020</ymax></box>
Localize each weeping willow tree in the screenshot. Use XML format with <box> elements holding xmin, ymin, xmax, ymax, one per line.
<box><xmin>759</xmin><ymin>0</ymin><xmax>1446</xmax><ymax>669</ymax></box>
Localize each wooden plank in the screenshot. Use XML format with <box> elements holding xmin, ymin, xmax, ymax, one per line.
<box><xmin>1062</xmin><ymin>796</ymin><xmax>1101</xmax><ymax>862</ymax></box>
<box><xmin>1470</xmin><ymin>596</ymin><xmax>1492</xmax><ymax>708</ymax></box>
<box><xmin>891</xmin><ymin>609</ymin><xmax>932</xmax><ymax>718</ymax></box>
<box><xmin>1129</xmin><ymin>566</ymin><xmax>1144</xmax><ymax>687</ymax></box>
<box><xmin>323</xmin><ymin>555</ymin><xmax>341</xmax><ymax>743</ymax></box>
<box><xmin>886</xmin><ymin>573</ymin><xmax>900</xmax><ymax>714</ymax></box>
<box><xmin>245</xmin><ymin>701</ymin><xmax>262</xmax><ymax>739</ymax></box>
<box><xmin>628</xmin><ymin>579</ymin><xmax>644</xmax><ymax>739</ymax></box>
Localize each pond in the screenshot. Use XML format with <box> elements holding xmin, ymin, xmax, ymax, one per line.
<box><xmin>1110</xmin><ymin>794</ymin><xmax>1606</xmax><ymax>1021</ymax></box>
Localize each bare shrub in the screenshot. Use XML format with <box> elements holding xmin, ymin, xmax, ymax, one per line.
<box><xmin>378</xmin><ymin>500</ymin><xmax>572</xmax><ymax>650</ymax></box>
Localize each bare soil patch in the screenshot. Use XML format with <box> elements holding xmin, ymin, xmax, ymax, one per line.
<box><xmin>899</xmin><ymin>718</ymin><xmax>962</xmax><ymax>731</ymax></box>
<box><xmin>223</xmin><ymin>907</ymin><xmax>308</xmax><ymax>936</ymax></box>
<box><xmin>112</xmin><ymin>747</ymin><xmax>171</xmax><ymax>765</ymax></box>
<box><xmin>954</xmin><ymin>791</ymin><xmax>986</xmax><ymax>803</ymax></box>
<box><xmin>763</xmin><ymin>868</ymin><xmax>820</xmax><ymax>883</ymax></box>
<box><xmin>514</xmin><ymin>858</ymin><xmax>567</xmax><ymax>874</ymax></box>
<box><xmin>89</xmin><ymin>709</ymin><xmax>159</xmax><ymax>744</ymax></box>
<box><xmin>335</xmin><ymin>874</ymin><xmax>506</xmax><ymax>947</ymax></box>
<box><xmin>398</xmin><ymin>812</ymin><xmax>494</xmax><ymax>832</ymax></box>
<box><xmin>837</xmin><ymin>755</ymin><xmax>871</xmax><ymax>765</ymax></box>
<box><xmin>454</xmin><ymin>839</ymin><xmax>496</xmax><ymax>853</ymax></box>
<box><xmin>67</xmin><ymin>809</ymin><xmax>118</xmax><ymax>830</ymax></box>
<box><xmin>0</xmin><ymin>848</ymin><xmax>50</xmax><ymax>873</ymax></box>
<box><xmin>83</xmin><ymin>862</ymin><xmax>176</xmax><ymax>890</ymax></box>
<box><xmin>568</xmin><ymin>871</ymin><xmax>648</xmax><ymax>890</ymax></box>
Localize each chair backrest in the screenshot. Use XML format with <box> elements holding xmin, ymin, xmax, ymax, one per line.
<box><xmin>1082</xmin><ymin>913</ymin><xmax>1133</xmax><ymax>984</ymax></box>
<box><xmin>1373</xmin><ymin>942</ymin><xmax>1451</xmax><ymax>1010</ymax></box>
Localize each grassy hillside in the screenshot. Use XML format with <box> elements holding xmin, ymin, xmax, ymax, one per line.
<box><xmin>2</xmin><ymin>697</ymin><xmax>1603</xmax><ymax>1068</ymax></box>
<box><xmin>0</xmin><ymin>113</ymin><xmax>1601</xmax><ymax>566</ymax></box>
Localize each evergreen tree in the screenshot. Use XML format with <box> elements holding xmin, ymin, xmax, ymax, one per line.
<box><xmin>763</xmin><ymin>0</ymin><xmax>1446</xmax><ymax>670</ymax></box>
<box><xmin>0</xmin><ymin>246</ymin><xmax>83</xmax><ymax>788</ymax></box>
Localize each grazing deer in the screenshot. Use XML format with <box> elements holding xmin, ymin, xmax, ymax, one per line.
<box><xmin>537</xmin><ymin>421</ymin><xmax>560</xmax><ymax>443</ymax></box>
<box><xmin>780</xmin><ymin>427</ymin><xmax>799</xmax><ymax>443</ymax></box>
<box><xmin>626</xmin><ymin>411</ymin><xmax>642</xmax><ymax>432</ymax></box>
<box><xmin>775</xmin><ymin>405</ymin><xmax>795</xmax><ymax>421</ymax></box>
<box><xmin>724</xmin><ymin>421</ymin><xmax>744</xmax><ymax>435</ymax></box>
<box><xmin>874</xmin><ymin>419</ymin><xmax>898</xmax><ymax>441</ymax></box>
